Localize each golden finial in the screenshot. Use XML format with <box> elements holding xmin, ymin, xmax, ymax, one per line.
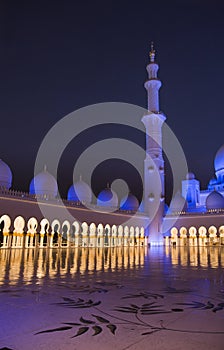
<box><xmin>149</xmin><ymin>41</ymin><xmax>156</xmax><ymax>63</ymax></box>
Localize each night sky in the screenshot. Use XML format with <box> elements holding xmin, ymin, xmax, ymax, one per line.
<box><xmin>0</xmin><ymin>0</ymin><xmax>224</xmax><ymax>203</ymax></box>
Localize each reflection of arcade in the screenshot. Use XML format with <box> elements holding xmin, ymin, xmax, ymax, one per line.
<box><xmin>0</xmin><ymin>221</ymin><xmax>4</xmax><ymax>245</ymax></box>
<box><xmin>0</xmin><ymin>246</ymin><xmax>146</xmax><ymax>286</ymax></box>
<box><xmin>167</xmin><ymin>245</ymin><xmax>224</xmax><ymax>268</ymax></box>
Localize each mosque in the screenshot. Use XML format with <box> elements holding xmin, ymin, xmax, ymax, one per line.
<box><xmin>0</xmin><ymin>46</ymin><xmax>224</xmax><ymax>249</ymax></box>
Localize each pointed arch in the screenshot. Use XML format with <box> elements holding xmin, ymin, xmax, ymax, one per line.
<box><xmin>26</xmin><ymin>217</ymin><xmax>38</xmax><ymax>248</ymax></box>
<box><xmin>71</xmin><ymin>220</ymin><xmax>80</xmax><ymax>247</ymax></box>
<box><xmin>12</xmin><ymin>216</ymin><xmax>25</xmax><ymax>248</ymax></box>
<box><xmin>61</xmin><ymin>220</ymin><xmax>70</xmax><ymax>247</ymax></box>
<box><xmin>104</xmin><ymin>224</ymin><xmax>111</xmax><ymax>246</ymax></box>
<box><xmin>51</xmin><ymin>219</ymin><xmax>61</xmax><ymax>247</ymax></box>
<box><xmin>81</xmin><ymin>222</ymin><xmax>89</xmax><ymax>247</ymax></box>
<box><xmin>0</xmin><ymin>214</ymin><xmax>11</xmax><ymax>247</ymax></box>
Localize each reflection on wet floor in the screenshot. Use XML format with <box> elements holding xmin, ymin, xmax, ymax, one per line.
<box><xmin>0</xmin><ymin>246</ymin><xmax>146</xmax><ymax>286</ymax></box>
<box><xmin>1</xmin><ymin>246</ymin><xmax>224</xmax><ymax>350</ymax></box>
<box><xmin>0</xmin><ymin>246</ymin><xmax>224</xmax><ymax>287</ymax></box>
<box><xmin>167</xmin><ymin>245</ymin><xmax>224</xmax><ymax>269</ymax></box>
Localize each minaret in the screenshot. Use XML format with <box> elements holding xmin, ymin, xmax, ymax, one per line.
<box><xmin>142</xmin><ymin>43</ymin><xmax>166</xmax><ymax>245</ymax></box>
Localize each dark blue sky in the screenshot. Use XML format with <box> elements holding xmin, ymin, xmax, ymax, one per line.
<box><xmin>0</xmin><ymin>0</ymin><xmax>224</xmax><ymax>201</ymax></box>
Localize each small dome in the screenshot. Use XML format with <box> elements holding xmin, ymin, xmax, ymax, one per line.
<box><xmin>214</xmin><ymin>145</ymin><xmax>224</xmax><ymax>172</ymax></box>
<box><xmin>186</xmin><ymin>172</ymin><xmax>195</xmax><ymax>180</ymax></box>
<box><xmin>29</xmin><ymin>167</ymin><xmax>58</xmax><ymax>197</ymax></box>
<box><xmin>97</xmin><ymin>187</ymin><xmax>118</xmax><ymax>208</ymax></box>
<box><xmin>209</xmin><ymin>178</ymin><xmax>217</xmax><ymax>185</ymax></box>
<box><xmin>206</xmin><ymin>191</ymin><xmax>224</xmax><ymax>210</ymax></box>
<box><xmin>0</xmin><ymin>159</ymin><xmax>12</xmax><ymax>189</ymax></box>
<box><xmin>120</xmin><ymin>193</ymin><xmax>139</xmax><ymax>211</ymax></box>
<box><xmin>67</xmin><ymin>178</ymin><xmax>92</xmax><ymax>203</ymax></box>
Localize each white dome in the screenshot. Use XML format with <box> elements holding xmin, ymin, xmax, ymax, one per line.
<box><xmin>214</xmin><ymin>145</ymin><xmax>224</xmax><ymax>172</ymax></box>
<box><xmin>97</xmin><ymin>187</ymin><xmax>118</xmax><ymax>208</ymax></box>
<box><xmin>186</xmin><ymin>172</ymin><xmax>195</xmax><ymax>180</ymax></box>
<box><xmin>29</xmin><ymin>167</ymin><xmax>58</xmax><ymax>197</ymax></box>
<box><xmin>0</xmin><ymin>159</ymin><xmax>12</xmax><ymax>189</ymax></box>
<box><xmin>120</xmin><ymin>193</ymin><xmax>139</xmax><ymax>211</ymax></box>
<box><xmin>67</xmin><ymin>178</ymin><xmax>92</xmax><ymax>203</ymax></box>
<box><xmin>206</xmin><ymin>191</ymin><xmax>224</xmax><ymax>210</ymax></box>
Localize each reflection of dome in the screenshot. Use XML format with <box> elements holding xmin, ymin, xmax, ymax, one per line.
<box><xmin>29</xmin><ymin>167</ymin><xmax>58</xmax><ymax>197</ymax></box>
<box><xmin>214</xmin><ymin>145</ymin><xmax>224</xmax><ymax>172</ymax></box>
<box><xmin>97</xmin><ymin>187</ymin><xmax>118</xmax><ymax>208</ymax></box>
<box><xmin>0</xmin><ymin>159</ymin><xmax>12</xmax><ymax>189</ymax></box>
<box><xmin>67</xmin><ymin>178</ymin><xmax>92</xmax><ymax>203</ymax></box>
<box><xmin>120</xmin><ymin>193</ymin><xmax>139</xmax><ymax>211</ymax></box>
<box><xmin>206</xmin><ymin>191</ymin><xmax>224</xmax><ymax>210</ymax></box>
<box><xmin>186</xmin><ymin>172</ymin><xmax>195</xmax><ymax>180</ymax></box>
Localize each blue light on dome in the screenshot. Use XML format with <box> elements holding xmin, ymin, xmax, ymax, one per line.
<box><xmin>67</xmin><ymin>179</ymin><xmax>92</xmax><ymax>203</ymax></box>
<box><xmin>120</xmin><ymin>193</ymin><xmax>139</xmax><ymax>211</ymax></box>
<box><xmin>0</xmin><ymin>159</ymin><xmax>12</xmax><ymax>189</ymax></box>
<box><xmin>97</xmin><ymin>188</ymin><xmax>118</xmax><ymax>207</ymax></box>
<box><xmin>138</xmin><ymin>201</ymin><xmax>144</xmax><ymax>212</ymax></box>
<box><xmin>214</xmin><ymin>145</ymin><xmax>224</xmax><ymax>172</ymax></box>
<box><xmin>67</xmin><ymin>186</ymin><xmax>79</xmax><ymax>201</ymax></box>
<box><xmin>29</xmin><ymin>169</ymin><xmax>58</xmax><ymax>197</ymax></box>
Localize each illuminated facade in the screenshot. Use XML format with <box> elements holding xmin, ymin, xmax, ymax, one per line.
<box><xmin>1</xmin><ymin>46</ymin><xmax>224</xmax><ymax>249</ymax></box>
<box><xmin>163</xmin><ymin>145</ymin><xmax>224</xmax><ymax>246</ymax></box>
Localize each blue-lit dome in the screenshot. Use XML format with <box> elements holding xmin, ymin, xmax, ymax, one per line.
<box><xmin>208</xmin><ymin>177</ymin><xmax>218</xmax><ymax>191</ymax></box>
<box><xmin>120</xmin><ymin>193</ymin><xmax>139</xmax><ymax>211</ymax></box>
<box><xmin>209</xmin><ymin>178</ymin><xmax>217</xmax><ymax>185</ymax></box>
<box><xmin>29</xmin><ymin>167</ymin><xmax>58</xmax><ymax>197</ymax></box>
<box><xmin>186</xmin><ymin>172</ymin><xmax>195</xmax><ymax>180</ymax></box>
<box><xmin>97</xmin><ymin>187</ymin><xmax>118</xmax><ymax>208</ymax></box>
<box><xmin>214</xmin><ymin>145</ymin><xmax>224</xmax><ymax>172</ymax></box>
<box><xmin>67</xmin><ymin>178</ymin><xmax>92</xmax><ymax>203</ymax></box>
<box><xmin>206</xmin><ymin>191</ymin><xmax>224</xmax><ymax>210</ymax></box>
<box><xmin>0</xmin><ymin>159</ymin><xmax>12</xmax><ymax>189</ymax></box>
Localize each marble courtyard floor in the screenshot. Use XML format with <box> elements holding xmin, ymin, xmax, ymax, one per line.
<box><xmin>0</xmin><ymin>246</ymin><xmax>224</xmax><ymax>350</ymax></box>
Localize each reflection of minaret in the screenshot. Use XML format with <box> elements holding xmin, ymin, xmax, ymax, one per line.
<box><xmin>142</xmin><ymin>43</ymin><xmax>166</xmax><ymax>245</ymax></box>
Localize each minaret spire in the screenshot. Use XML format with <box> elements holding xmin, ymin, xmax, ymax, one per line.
<box><xmin>149</xmin><ymin>41</ymin><xmax>155</xmax><ymax>63</ymax></box>
<box><xmin>144</xmin><ymin>42</ymin><xmax>161</xmax><ymax>112</ymax></box>
<box><xmin>141</xmin><ymin>43</ymin><xmax>166</xmax><ymax>245</ymax></box>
